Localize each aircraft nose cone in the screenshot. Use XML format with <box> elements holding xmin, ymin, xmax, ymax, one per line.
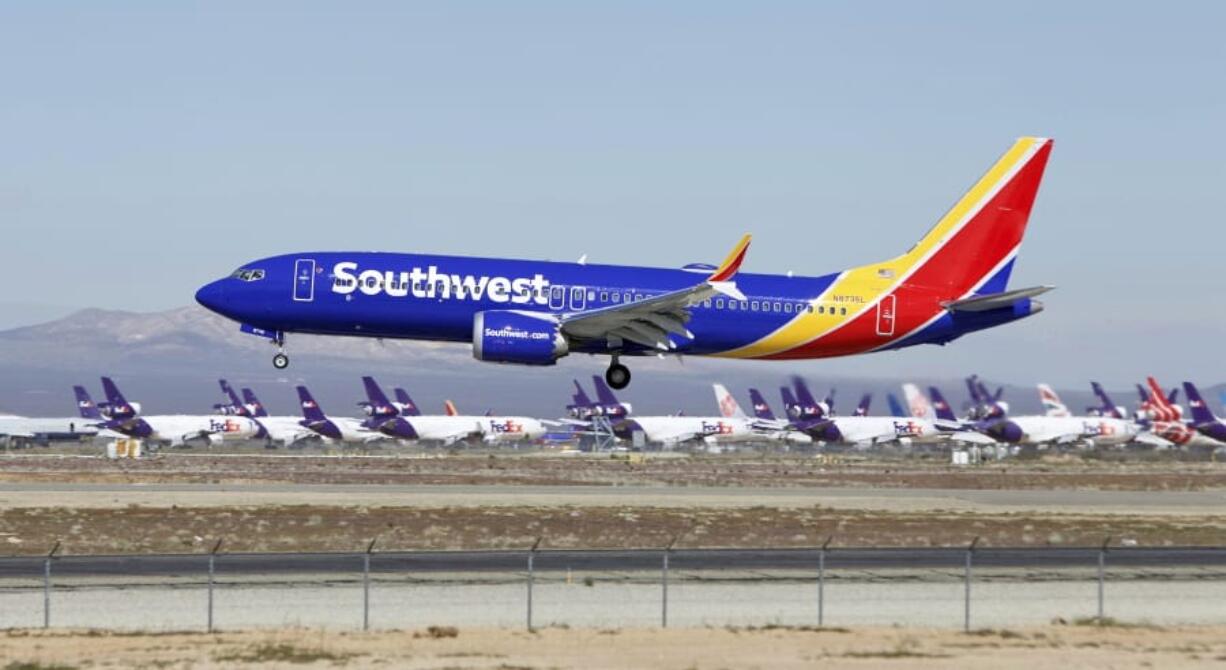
<box><xmin>195</xmin><ymin>280</ymin><xmax>228</xmax><ymax>314</ymax></box>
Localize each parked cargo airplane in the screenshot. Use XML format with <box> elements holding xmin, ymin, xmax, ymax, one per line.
<box><xmin>77</xmin><ymin>378</ymin><xmax>263</xmax><ymax>446</ymax></box>
<box><xmin>215</xmin><ymin>380</ymin><xmax>317</xmax><ymax>446</ymax></box>
<box><xmin>196</xmin><ymin>138</ymin><xmax>1055</xmax><ymax>390</ymax></box>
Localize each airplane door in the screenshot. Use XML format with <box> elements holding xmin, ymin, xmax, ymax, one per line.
<box><xmin>548</xmin><ymin>285</ymin><xmax>566</xmax><ymax>310</ymax></box>
<box><xmin>293</xmin><ymin>259</ymin><xmax>316</xmax><ymax>302</ymax></box>
<box><xmin>875</xmin><ymin>295</ymin><xmax>896</xmax><ymax>336</ymax></box>
<box><xmin>569</xmin><ymin>286</ymin><xmax>587</xmax><ymax>310</ymax></box>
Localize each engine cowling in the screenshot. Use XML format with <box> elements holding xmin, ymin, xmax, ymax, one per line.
<box><xmin>472</xmin><ymin>311</ymin><xmax>569</xmax><ymax>365</ymax></box>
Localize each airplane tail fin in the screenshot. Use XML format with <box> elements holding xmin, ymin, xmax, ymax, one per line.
<box><xmin>877</xmin><ymin>137</ymin><xmax>1053</xmax><ymax>297</ymax></box>
<box><xmin>444</xmin><ymin>400</ymin><xmax>459</xmax><ymax>416</ymax></box>
<box><xmin>1090</xmin><ymin>382</ymin><xmax>1123</xmax><ymax>419</ymax></box>
<box><xmin>1037</xmin><ymin>383</ymin><xmax>1070</xmax><ymax>417</ymax></box>
<box><xmin>218</xmin><ymin>379</ymin><xmax>248</xmax><ymax>416</ymax></box>
<box><xmin>1183</xmin><ymin>382</ymin><xmax>1217</xmax><ymax>425</ymax></box>
<box><xmin>901</xmin><ymin>383</ymin><xmax>933</xmax><ymax>419</ymax></box>
<box><xmin>780</xmin><ymin>386</ymin><xmax>800</xmax><ymax>419</ymax></box>
<box><xmin>296</xmin><ymin>386</ymin><xmax>328</xmax><ymax>422</ymax></box>
<box><xmin>100</xmin><ymin>377</ymin><xmax>137</xmax><ymax>419</ymax></box>
<box><xmin>241</xmin><ymin>389</ymin><xmax>269</xmax><ymax>418</ymax></box>
<box><xmin>393</xmin><ymin>388</ymin><xmax>421</xmax><ymax>416</ymax></box>
<box><xmin>361</xmin><ymin>376</ymin><xmax>397</xmax><ymax>416</ymax></box>
<box><xmin>713</xmin><ymin>384</ymin><xmax>747</xmax><ymax>419</ymax></box>
<box><xmin>748</xmin><ymin>388</ymin><xmax>776</xmax><ymax>420</ymax></box>
<box><xmin>927</xmin><ymin>386</ymin><xmax>958</xmax><ymax>422</ymax></box>
<box><xmin>592</xmin><ymin>375</ymin><xmax>621</xmax><ymax>406</ymax></box>
<box><xmin>886</xmin><ymin>393</ymin><xmax>906</xmax><ymax>418</ymax></box>
<box><xmin>853</xmin><ymin>393</ymin><xmax>872</xmax><ymax>417</ymax></box>
<box><xmin>572</xmin><ymin>380</ymin><xmax>594</xmax><ymax>408</ymax></box>
<box><xmin>73</xmin><ymin>386</ymin><xmax>102</xmax><ymax>420</ymax></box>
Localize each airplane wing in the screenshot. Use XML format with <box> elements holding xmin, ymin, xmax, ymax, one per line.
<box><xmin>1133</xmin><ymin>431</ymin><xmax>1173</xmax><ymax>448</ymax></box>
<box><xmin>946</xmin><ymin>430</ymin><xmax>998</xmax><ymax>445</ymax></box>
<box><xmin>559</xmin><ymin>235</ymin><xmax>750</xmax><ymax>350</ymax></box>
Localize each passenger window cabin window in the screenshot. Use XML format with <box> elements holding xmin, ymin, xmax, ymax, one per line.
<box><xmin>818</xmin><ymin>306</ymin><xmax>825</xmax><ymax>314</ymax></box>
<box><xmin>751</xmin><ymin>301</ymin><xmax>759</xmax><ymax>311</ymax></box>
<box><xmin>612</xmin><ymin>293</ymin><xmax>621</xmax><ymax>303</ymax></box>
<box><xmin>703</xmin><ymin>298</ymin><xmax>711</xmax><ymax>308</ymax></box>
<box><xmin>784</xmin><ymin>303</ymin><xmax>793</xmax><ymax>313</ymax></box>
<box><xmin>841</xmin><ymin>307</ymin><xmax>847</xmax><ymax>315</ymax></box>
<box><xmin>740</xmin><ymin>301</ymin><xmax>748</xmax><ymax>310</ymax></box>
<box><xmin>587</xmin><ymin>290</ymin><xmax>596</xmax><ymax>301</ymax></box>
<box><xmin>716</xmin><ymin>298</ymin><xmax>725</xmax><ymax>309</ymax></box>
<box><xmin>773</xmin><ymin>302</ymin><xmax>781</xmax><ymax>312</ymax></box>
<box><xmin>601</xmin><ymin>291</ymin><xmax>609</xmax><ymax>302</ymax></box>
<box><xmin>729</xmin><ymin>301</ymin><xmax>738</xmax><ymax>311</ymax></box>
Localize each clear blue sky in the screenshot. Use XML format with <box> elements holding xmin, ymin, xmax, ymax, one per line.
<box><xmin>2</xmin><ymin>2</ymin><xmax>1224</xmax><ymax>385</ymax></box>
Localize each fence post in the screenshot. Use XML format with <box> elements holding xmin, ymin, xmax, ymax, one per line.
<box><xmin>662</xmin><ymin>534</ymin><xmax>681</xmax><ymax>628</ymax></box>
<box><xmin>964</xmin><ymin>536</ymin><xmax>979</xmax><ymax>632</ymax></box>
<box><xmin>1098</xmin><ymin>535</ymin><xmax>1111</xmax><ymax>622</ymax></box>
<box><xmin>527</xmin><ymin>536</ymin><xmax>542</xmax><ymax>631</ymax></box>
<box><xmin>208</xmin><ymin>539</ymin><xmax>223</xmax><ymax>633</ymax></box>
<box><xmin>818</xmin><ymin>535</ymin><xmax>832</xmax><ymax>627</ymax></box>
<box><xmin>363</xmin><ymin>538</ymin><xmax>377</xmax><ymax>632</ymax></box>
<box><xmin>43</xmin><ymin>541</ymin><xmax>60</xmax><ymax>629</ymax></box>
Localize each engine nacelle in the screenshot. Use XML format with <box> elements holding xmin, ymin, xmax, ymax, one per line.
<box><xmin>472</xmin><ymin>311</ymin><xmax>569</xmax><ymax>365</ymax></box>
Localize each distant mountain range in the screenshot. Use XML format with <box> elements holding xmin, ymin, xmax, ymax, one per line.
<box><xmin>0</xmin><ymin>307</ymin><xmax>1219</xmax><ymax>420</ymax></box>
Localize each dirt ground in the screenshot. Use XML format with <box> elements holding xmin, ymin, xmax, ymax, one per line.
<box><xmin>2</xmin><ymin>451</ymin><xmax>1226</xmax><ymax>490</ymax></box>
<box><xmin>3</xmin><ymin>623</ymin><xmax>1226</xmax><ymax>669</ymax></box>
<box><xmin>1</xmin><ymin>503</ymin><xmax>1224</xmax><ymax>554</ymax></box>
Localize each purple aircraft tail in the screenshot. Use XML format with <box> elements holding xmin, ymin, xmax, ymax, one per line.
<box><xmin>296</xmin><ymin>386</ymin><xmax>329</xmax><ymax>423</ymax></box>
<box><xmin>392</xmin><ymin>388</ymin><xmax>421</xmax><ymax>416</ymax></box>
<box><xmin>592</xmin><ymin>375</ymin><xmax>622</xmax><ymax>406</ymax></box>
<box><xmin>241</xmin><ymin>389</ymin><xmax>269</xmax><ymax>418</ymax></box>
<box><xmin>217</xmin><ymin>379</ymin><xmax>249</xmax><ymax>416</ymax></box>
<box><xmin>886</xmin><ymin>393</ymin><xmax>906</xmax><ymax>418</ymax></box>
<box><xmin>748</xmin><ymin>388</ymin><xmax>776</xmax><ymax>420</ymax></box>
<box><xmin>791</xmin><ymin>377</ymin><xmax>824</xmax><ymax>415</ymax></box>
<box><xmin>928</xmin><ymin>387</ymin><xmax>958</xmax><ymax>422</ymax></box>
<box><xmin>1183</xmin><ymin>382</ymin><xmax>1217</xmax><ymax>425</ymax></box>
<box><xmin>1090</xmin><ymin>382</ymin><xmax>1123</xmax><ymax>419</ymax></box>
<box><xmin>73</xmin><ymin>386</ymin><xmax>103</xmax><ymax>420</ymax></box>
<box><xmin>572</xmin><ymin>380</ymin><xmax>594</xmax><ymax>408</ymax></box>
<box><xmin>100</xmin><ymin>377</ymin><xmax>138</xmax><ymax>420</ymax></box>
<box><xmin>780</xmin><ymin>386</ymin><xmax>800</xmax><ymax>419</ymax></box>
<box><xmin>853</xmin><ymin>393</ymin><xmax>872</xmax><ymax>417</ymax></box>
<box><xmin>361</xmin><ymin>376</ymin><xmax>398</xmax><ymax>418</ymax></box>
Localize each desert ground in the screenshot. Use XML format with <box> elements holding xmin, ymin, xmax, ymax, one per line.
<box><xmin>4</xmin><ymin>623</ymin><xmax>1226</xmax><ymax>669</ymax></box>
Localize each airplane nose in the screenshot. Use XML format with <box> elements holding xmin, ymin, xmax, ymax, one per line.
<box><xmin>195</xmin><ymin>280</ymin><xmax>228</xmax><ymax>313</ymax></box>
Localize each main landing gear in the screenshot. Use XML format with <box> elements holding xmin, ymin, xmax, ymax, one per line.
<box><xmin>605</xmin><ymin>356</ymin><xmax>631</xmax><ymax>390</ymax></box>
<box><xmin>272</xmin><ymin>334</ymin><xmax>289</xmax><ymax>370</ymax></box>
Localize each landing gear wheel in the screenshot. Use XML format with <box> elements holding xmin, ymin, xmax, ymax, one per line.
<box><xmin>605</xmin><ymin>362</ymin><xmax>631</xmax><ymax>390</ymax></box>
<box><xmin>272</xmin><ymin>353</ymin><xmax>290</xmax><ymax>370</ymax></box>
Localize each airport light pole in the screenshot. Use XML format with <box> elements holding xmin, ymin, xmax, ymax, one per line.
<box><xmin>363</xmin><ymin>538</ymin><xmax>377</xmax><ymax>632</ymax></box>
<box><xmin>1098</xmin><ymin>535</ymin><xmax>1111</xmax><ymax>623</ymax></box>
<box><xmin>207</xmin><ymin>539</ymin><xmax>223</xmax><ymax>633</ymax></box>
<box><xmin>818</xmin><ymin>535</ymin><xmax>832</xmax><ymax>627</ymax></box>
<box><xmin>964</xmin><ymin>536</ymin><xmax>980</xmax><ymax>632</ymax></box>
<box><xmin>527</xmin><ymin>536</ymin><xmax>542</xmax><ymax>631</ymax></box>
<box><xmin>662</xmin><ymin>530</ymin><xmax>687</xmax><ymax>629</ymax></box>
<box><xmin>43</xmin><ymin>541</ymin><xmax>60</xmax><ymax>629</ymax></box>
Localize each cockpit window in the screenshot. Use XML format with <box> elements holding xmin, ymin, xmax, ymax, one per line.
<box><xmin>231</xmin><ymin>268</ymin><xmax>266</xmax><ymax>282</ymax></box>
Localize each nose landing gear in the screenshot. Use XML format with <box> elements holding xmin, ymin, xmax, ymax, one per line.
<box><xmin>605</xmin><ymin>356</ymin><xmax>631</xmax><ymax>390</ymax></box>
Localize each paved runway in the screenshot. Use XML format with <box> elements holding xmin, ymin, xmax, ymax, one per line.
<box><xmin>2</xmin><ymin>482</ymin><xmax>1225</xmax><ymax>514</ymax></box>
<box><xmin>1</xmin><ymin>546</ymin><xmax>1224</xmax><ymax>579</ymax></box>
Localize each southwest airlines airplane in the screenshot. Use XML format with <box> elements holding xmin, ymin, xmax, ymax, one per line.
<box><xmin>196</xmin><ymin>138</ymin><xmax>1054</xmax><ymax>390</ymax></box>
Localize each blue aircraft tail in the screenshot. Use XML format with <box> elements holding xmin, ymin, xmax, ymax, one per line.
<box><xmin>362</xmin><ymin>376</ymin><xmax>398</xmax><ymax>418</ymax></box>
<box><xmin>241</xmin><ymin>388</ymin><xmax>269</xmax><ymax>417</ymax></box>
<box><xmin>1183</xmin><ymin>382</ymin><xmax>1217</xmax><ymax>425</ymax></box>
<box><xmin>748</xmin><ymin>388</ymin><xmax>776</xmax><ymax>420</ymax></box>
<box><xmin>573</xmin><ymin>380</ymin><xmax>594</xmax><ymax>408</ymax></box>
<box><xmin>296</xmin><ymin>386</ymin><xmax>329</xmax><ymax>423</ymax></box>
<box><xmin>1090</xmin><ymin>382</ymin><xmax>1123</xmax><ymax>419</ymax></box>
<box><xmin>780</xmin><ymin>386</ymin><xmax>800</xmax><ymax>419</ymax></box>
<box><xmin>886</xmin><ymin>393</ymin><xmax>906</xmax><ymax>418</ymax></box>
<box><xmin>928</xmin><ymin>386</ymin><xmax>958</xmax><ymax>422</ymax></box>
<box><xmin>853</xmin><ymin>393</ymin><xmax>872</xmax><ymax>417</ymax></box>
<box><xmin>100</xmin><ymin>377</ymin><xmax>138</xmax><ymax>420</ymax></box>
<box><xmin>217</xmin><ymin>379</ymin><xmax>248</xmax><ymax>416</ymax></box>
<box><xmin>73</xmin><ymin>386</ymin><xmax>102</xmax><ymax>420</ymax></box>
<box><xmin>592</xmin><ymin>375</ymin><xmax>621</xmax><ymax>406</ymax></box>
<box><xmin>392</xmin><ymin>388</ymin><xmax>421</xmax><ymax>416</ymax></box>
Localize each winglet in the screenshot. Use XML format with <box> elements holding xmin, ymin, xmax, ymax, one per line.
<box><xmin>707</xmin><ymin>234</ymin><xmax>751</xmax><ymax>282</ymax></box>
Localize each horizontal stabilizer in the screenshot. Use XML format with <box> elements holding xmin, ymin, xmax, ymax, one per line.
<box><xmin>943</xmin><ymin>285</ymin><xmax>1054</xmax><ymax>313</ymax></box>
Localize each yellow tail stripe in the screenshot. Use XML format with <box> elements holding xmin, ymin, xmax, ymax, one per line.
<box><xmin>716</xmin><ymin>138</ymin><xmax>1043</xmax><ymax>359</ymax></box>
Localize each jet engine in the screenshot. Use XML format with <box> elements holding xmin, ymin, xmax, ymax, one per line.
<box><xmin>472</xmin><ymin>311</ymin><xmax>569</xmax><ymax>365</ymax></box>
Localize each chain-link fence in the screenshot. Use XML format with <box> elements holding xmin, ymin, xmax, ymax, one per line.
<box><xmin>1</xmin><ymin>544</ymin><xmax>1224</xmax><ymax>631</ymax></box>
